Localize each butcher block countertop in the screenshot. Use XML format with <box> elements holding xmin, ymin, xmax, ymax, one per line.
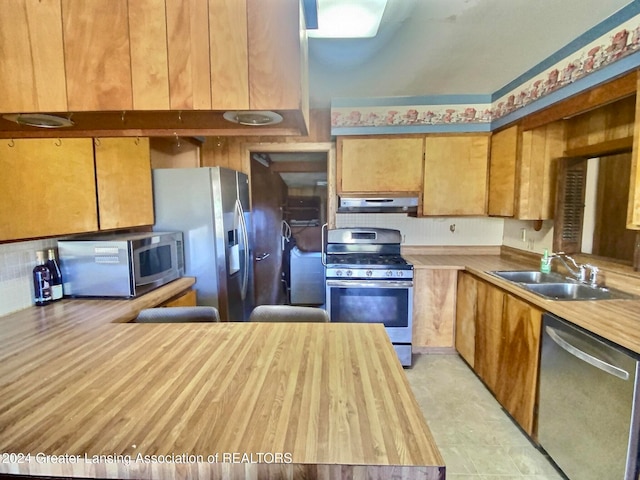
<box><xmin>405</xmin><ymin>254</ymin><xmax>640</xmax><ymax>355</ymax></box>
<box><xmin>0</xmin><ymin>278</ymin><xmax>444</xmax><ymax>480</ymax></box>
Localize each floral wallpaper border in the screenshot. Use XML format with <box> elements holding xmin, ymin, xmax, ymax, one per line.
<box><xmin>331</xmin><ymin>10</ymin><xmax>640</xmax><ymax>132</ymax></box>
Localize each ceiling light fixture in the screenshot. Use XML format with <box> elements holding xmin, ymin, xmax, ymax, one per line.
<box><xmin>2</xmin><ymin>113</ymin><xmax>74</xmax><ymax>128</ymax></box>
<box><xmin>308</xmin><ymin>0</ymin><xmax>388</xmax><ymax>38</ymax></box>
<box><xmin>223</xmin><ymin>111</ymin><xmax>283</xmax><ymax>126</ymax></box>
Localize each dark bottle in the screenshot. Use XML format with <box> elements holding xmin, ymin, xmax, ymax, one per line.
<box><xmin>33</xmin><ymin>250</ymin><xmax>52</xmax><ymax>306</ymax></box>
<box><xmin>46</xmin><ymin>248</ymin><xmax>63</xmax><ymax>301</ymax></box>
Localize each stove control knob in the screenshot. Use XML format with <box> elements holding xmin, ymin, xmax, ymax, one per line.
<box><xmin>346</xmin><ymin>270</ymin><xmax>353</xmax><ymax>277</ymax></box>
<box><xmin>397</xmin><ymin>271</ymin><xmax>404</xmax><ymax>277</ymax></box>
<box><xmin>366</xmin><ymin>270</ymin><xmax>373</xmax><ymax>277</ymax></box>
<box><xmin>336</xmin><ymin>270</ymin><xmax>343</xmax><ymax>277</ymax></box>
<box><xmin>386</xmin><ymin>270</ymin><xmax>393</xmax><ymax>277</ymax></box>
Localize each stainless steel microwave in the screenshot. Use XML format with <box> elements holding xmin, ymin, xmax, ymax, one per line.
<box><xmin>58</xmin><ymin>231</ymin><xmax>184</xmax><ymax>298</ymax></box>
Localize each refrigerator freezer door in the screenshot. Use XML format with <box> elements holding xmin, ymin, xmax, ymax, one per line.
<box><xmin>152</xmin><ymin>168</ymin><xmax>220</xmax><ymax>308</ymax></box>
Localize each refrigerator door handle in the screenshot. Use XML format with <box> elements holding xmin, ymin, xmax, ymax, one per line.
<box><xmin>236</xmin><ymin>199</ymin><xmax>249</xmax><ymax>301</ymax></box>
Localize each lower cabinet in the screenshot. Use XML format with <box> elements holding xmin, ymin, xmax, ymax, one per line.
<box><xmin>413</xmin><ymin>269</ymin><xmax>457</xmax><ymax>351</ymax></box>
<box><xmin>161</xmin><ymin>288</ymin><xmax>197</xmax><ymax>307</ymax></box>
<box><xmin>456</xmin><ymin>272</ymin><xmax>542</xmax><ymax>437</ymax></box>
<box><xmin>455</xmin><ymin>271</ymin><xmax>476</xmax><ymax>366</ymax></box>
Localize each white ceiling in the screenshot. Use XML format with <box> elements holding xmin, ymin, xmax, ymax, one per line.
<box><xmin>308</xmin><ymin>0</ymin><xmax>632</xmax><ymax>107</ymax></box>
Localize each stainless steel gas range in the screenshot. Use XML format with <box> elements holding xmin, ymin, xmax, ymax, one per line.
<box><xmin>323</xmin><ymin>227</ymin><xmax>413</xmax><ymax>367</ymax></box>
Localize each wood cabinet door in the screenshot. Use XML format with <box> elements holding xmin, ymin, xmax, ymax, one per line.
<box><xmin>162</xmin><ymin>289</ymin><xmax>197</xmax><ymax>307</ymax></box>
<box><xmin>455</xmin><ymin>272</ymin><xmax>477</xmax><ymax>366</ymax></box>
<box><xmin>488</xmin><ymin>126</ymin><xmax>519</xmax><ymax>217</ymax></box>
<box><xmin>495</xmin><ymin>294</ymin><xmax>542</xmax><ymax>437</ymax></box>
<box><xmin>516</xmin><ymin>121</ymin><xmax>565</xmax><ymax>220</ymax></box>
<box><xmin>474</xmin><ymin>280</ymin><xmax>504</xmax><ymax>394</ymax></box>
<box><xmin>338</xmin><ymin>136</ymin><xmax>424</xmax><ymax>194</ymax></box>
<box><xmin>128</xmin><ymin>0</ymin><xmax>170</xmax><ymax>110</ymax></box>
<box><xmin>412</xmin><ymin>269</ymin><xmax>457</xmax><ymax>351</ymax></box>
<box><xmin>247</xmin><ymin>0</ymin><xmax>302</xmax><ymax>111</ymax></box>
<box><xmin>209</xmin><ymin>0</ymin><xmax>249</xmax><ymax>110</ymax></box>
<box><xmin>423</xmin><ymin>135</ymin><xmax>489</xmax><ymax>215</ymax></box>
<box><xmin>62</xmin><ymin>0</ymin><xmax>133</xmax><ymax>111</ymax></box>
<box><xmin>0</xmin><ymin>138</ymin><xmax>97</xmax><ymax>241</ymax></box>
<box><xmin>167</xmin><ymin>0</ymin><xmax>212</xmax><ymax>110</ymax></box>
<box><xmin>94</xmin><ymin>138</ymin><xmax>154</xmax><ymax>230</ymax></box>
<box><xmin>0</xmin><ymin>0</ymin><xmax>67</xmax><ymax>113</ymax></box>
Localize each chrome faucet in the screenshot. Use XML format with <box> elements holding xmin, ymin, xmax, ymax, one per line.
<box><xmin>550</xmin><ymin>252</ymin><xmax>599</xmax><ymax>286</ymax></box>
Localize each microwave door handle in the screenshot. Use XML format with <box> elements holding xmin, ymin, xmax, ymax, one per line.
<box><xmin>237</xmin><ymin>199</ymin><xmax>249</xmax><ymax>300</ymax></box>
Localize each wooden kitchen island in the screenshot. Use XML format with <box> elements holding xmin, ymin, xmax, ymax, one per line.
<box><xmin>0</xmin><ymin>279</ymin><xmax>444</xmax><ymax>479</ymax></box>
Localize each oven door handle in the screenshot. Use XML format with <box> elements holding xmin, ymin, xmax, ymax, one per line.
<box><xmin>326</xmin><ymin>279</ymin><xmax>413</xmax><ymax>288</ymax></box>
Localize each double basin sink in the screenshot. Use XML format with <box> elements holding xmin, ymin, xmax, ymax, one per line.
<box><xmin>490</xmin><ymin>270</ymin><xmax>639</xmax><ymax>301</ymax></box>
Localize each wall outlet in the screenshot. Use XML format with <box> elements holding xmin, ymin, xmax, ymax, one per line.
<box><xmin>521</xmin><ymin>228</ymin><xmax>527</xmax><ymax>242</ymax></box>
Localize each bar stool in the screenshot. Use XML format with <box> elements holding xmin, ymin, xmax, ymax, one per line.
<box><xmin>248</xmin><ymin>305</ymin><xmax>329</xmax><ymax>323</ymax></box>
<box><xmin>135</xmin><ymin>306</ymin><xmax>220</xmax><ymax>323</ymax></box>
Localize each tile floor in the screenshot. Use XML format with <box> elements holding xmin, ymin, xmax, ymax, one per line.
<box><xmin>404</xmin><ymin>354</ymin><xmax>566</xmax><ymax>480</ymax></box>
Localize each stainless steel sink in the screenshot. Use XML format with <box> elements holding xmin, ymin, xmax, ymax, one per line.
<box><xmin>490</xmin><ymin>270</ymin><xmax>639</xmax><ymax>301</ymax></box>
<box><xmin>491</xmin><ymin>270</ymin><xmax>571</xmax><ymax>284</ymax></box>
<box><xmin>522</xmin><ymin>282</ymin><xmax>638</xmax><ymax>300</ymax></box>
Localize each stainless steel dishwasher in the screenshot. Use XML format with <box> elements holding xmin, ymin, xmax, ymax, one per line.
<box><xmin>539</xmin><ymin>313</ymin><xmax>640</xmax><ymax>480</ymax></box>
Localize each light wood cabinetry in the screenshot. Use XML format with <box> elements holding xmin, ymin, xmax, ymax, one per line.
<box><xmin>128</xmin><ymin>0</ymin><xmax>170</xmax><ymax>110</ymax></box>
<box><xmin>422</xmin><ymin>135</ymin><xmax>489</xmax><ymax>215</ymax></box>
<box><xmin>488</xmin><ymin>122</ymin><xmax>565</xmax><ymax>220</ymax></box>
<box><xmin>412</xmin><ymin>269</ymin><xmax>457</xmax><ymax>351</ymax></box>
<box><xmin>488</xmin><ymin>125</ymin><xmax>519</xmax><ymax>216</ymax></box>
<box><xmin>0</xmin><ymin>138</ymin><xmax>98</xmax><ymax>241</ymax></box>
<box><xmin>455</xmin><ymin>272</ymin><xmax>477</xmax><ymax>366</ymax></box>
<box><xmin>0</xmin><ymin>0</ymin><xmax>67</xmax><ymax>113</ymax></box>
<box><xmin>627</xmin><ymin>76</ymin><xmax>640</xmax><ymax>228</ymax></box>
<box><xmin>495</xmin><ymin>294</ymin><xmax>542</xmax><ymax>437</ymax></box>
<box><xmin>161</xmin><ymin>288</ymin><xmax>197</xmax><ymax>307</ymax></box>
<box><xmin>62</xmin><ymin>0</ymin><xmax>134</xmax><ymax>111</ymax></box>
<box><xmin>247</xmin><ymin>0</ymin><xmax>303</xmax><ymax>111</ymax></box>
<box><xmin>0</xmin><ymin>137</ymin><xmax>154</xmax><ymax>241</ymax></box>
<box><xmin>474</xmin><ymin>279</ymin><xmax>504</xmax><ymax>394</ymax></box>
<box><xmin>94</xmin><ymin>138</ymin><xmax>154</xmax><ymax>230</ymax></box>
<box><xmin>1</xmin><ymin>0</ymin><xmax>306</xmax><ymax>117</ymax></box>
<box><xmin>337</xmin><ymin>136</ymin><xmax>424</xmax><ymax>194</ymax></box>
<box><xmin>209</xmin><ymin>0</ymin><xmax>249</xmax><ymax>110</ymax></box>
<box><xmin>166</xmin><ymin>0</ymin><xmax>212</xmax><ymax>110</ymax></box>
<box><xmin>459</xmin><ymin>275</ymin><xmax>542</xmax><ymax>437</ymax></box>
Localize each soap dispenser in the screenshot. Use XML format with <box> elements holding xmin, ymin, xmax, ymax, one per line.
<box><xmin>540</xmin><ymin>249</ymin><xmax>551</xmax><ymax>274</ymax></box>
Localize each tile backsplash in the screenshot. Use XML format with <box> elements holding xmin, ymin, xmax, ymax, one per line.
<box><xmin>336</xmin><ymin>214</ymin><xmax>504</xmax><ymax>246</ymax></box>
<box><xmin>0</xmin><ymin>238</ymin><xmax>58</xmax><ymax>317</ymax></box>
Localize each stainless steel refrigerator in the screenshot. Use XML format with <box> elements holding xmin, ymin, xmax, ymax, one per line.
<box><xmin>152</xmin><ymin>167</ymin><xmax>253</xmax><ymax>321</ymax></box>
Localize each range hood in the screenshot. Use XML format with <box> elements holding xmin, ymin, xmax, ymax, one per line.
<box><xmin>338</xmin><ymin>196</ymin><xmax>419</xmax><ymax>213</ymax></box>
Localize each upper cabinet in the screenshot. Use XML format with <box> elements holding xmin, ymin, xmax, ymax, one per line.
<box><xmin>0</xmin><ymin>0</ymin><xmax>307</xmax><ymax>118</ymax></box>
<box><xmin>0</xmin><ymin>138</ymin><xmax>98</xmax><ymax>241</ymax></box>
<box><xmin>94</xmin><ymin>138</ymin><xmax>154</xmax><ymax>230</ymax></box>
<box><xmin>488</xmin><ymin>122</ymin><xmax>565</xmax><ymax>220</ymax></box>
<box><xmin>0</xmin><ymin>0</ymin><xmax>68</xmax><ymax>113</ymax></box>
<box><xmin>0</xmin><ymin>137</ymin><xmax>154</xmax><ymax>242</ymax></box>
<box><xmin>422</xmin><ymin>135</ymin><xmax>490</xmax><ymax>216</ymax></box>
<box><xmin>337</xmin><ymin>136</ymin><xmax>424</xmax><ymax>194</ymax></box>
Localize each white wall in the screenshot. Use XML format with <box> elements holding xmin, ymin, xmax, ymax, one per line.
<box><xmin>336</xmin><ymin>214</ymin><xmax>504</xmax><ymax>246</ymax></box>
<box><xmin>0</xmin><ymin>238</ymin><xmax>58</xmax><ymax>317</ymax></box>
<box><xmin>502</xmin><ymin>218</ymin><xmax>554</xmax><ymax>254</ymax></box>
